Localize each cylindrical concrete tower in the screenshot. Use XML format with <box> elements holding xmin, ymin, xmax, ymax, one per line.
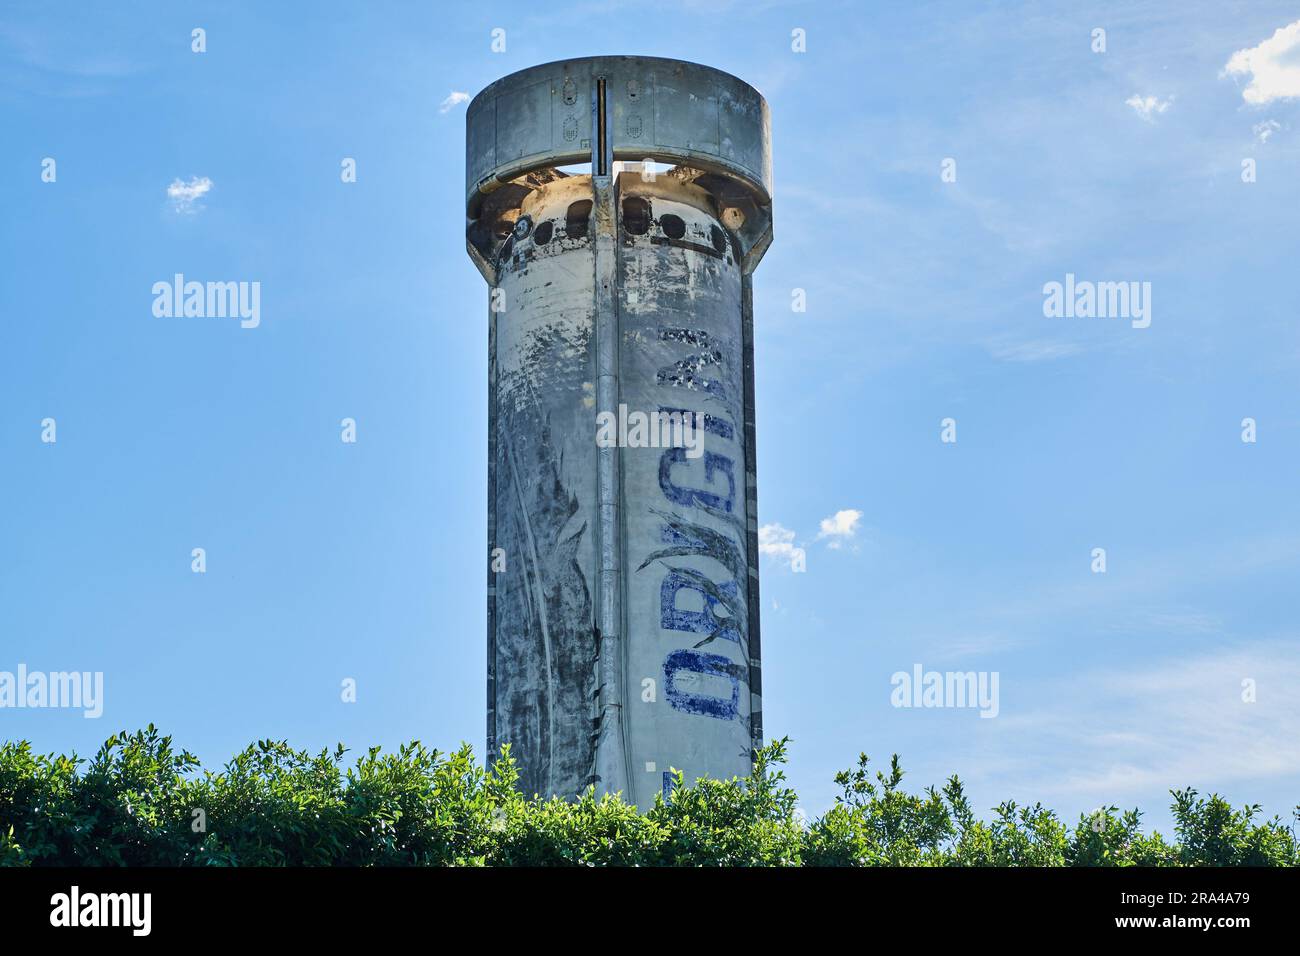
<box><xmin>465</xmin><ymin>56</ymin><xmax>772</xmax><ymax>808</ymax></box>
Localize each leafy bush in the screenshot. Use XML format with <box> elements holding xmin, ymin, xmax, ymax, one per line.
<box><xmin>0</xmin><ymin>727</ymin><xmax>1294</xmax><ymax>866</ymax></box>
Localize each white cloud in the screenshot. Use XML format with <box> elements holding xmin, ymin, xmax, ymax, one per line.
<box><xmin>759</xmin><ymin>511</ymin><xmax>861</xmax><ymax>567</ymax></box>
<box><xmin>1125</xmin><ymin>94</ymin><xmax>1173</xmax><ymax>121</ymax></box>
<box><xmin>815</xmin><ymin>508</ymin><xmax>862</xmax><ymax>549</ymax></box>
<box><xmin>166</xmin><ymin>175</ymin><xmax>212</xmax><ymax>213</ymax></box>
<box><xmin>1253</xmin><ymin>119</ymin><xmax>1281</xmax><ymax>143</ymax></box>
<box><xmin>1223</xmin><ymin>20</ymin><xmax>1300</xmax><ymax>105</ymax></box>
<box><xmin>758</xmin><ymin>523</ymin><xmax>805</xmax><ymax>570</ymax></box>
<box><xmin>439</xmin><ymin>90</ymin><xmax>470</xmax><ymax>114</ymax></box>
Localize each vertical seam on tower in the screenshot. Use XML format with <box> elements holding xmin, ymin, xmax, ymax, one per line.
<box><xmin>592</xmin><ymin>74</ymin><xmax>631</xmax><ymax>798</ymax></box>
<box><xmin>742</xmin><ymin>273</ymin><xmax>764</xmax><ymax>758</ymax></box>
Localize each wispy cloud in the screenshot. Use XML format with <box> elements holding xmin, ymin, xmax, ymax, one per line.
<box><xmin>930</xmin><ymin>632</ymin><xmax>1024</xmax><ymax>662</ymax></box>
<box><xmin>1252</xmin><ymin>119</ymin><xmax>1281</xmax><ymax>143</ymax></box>
<box><xmin>1223</xmin><ymin>20</ymin><xmax>1300</xmax><ymax>105</ymax></box>
<box><xmin>166</xmin><ymin>176</ymin><xmax>212</xmax><ymax>214</ymax></box>
<box><xmin>987</xmin><ymin>339</ymin><xmax>1082</xmax><ymax>363</ymax></box>
<box><xmin>439</xmin><ymin>90</ymin><xmax>470</xmax><ymax>114</ymax></box>
<box><xmin>892</xmin><ymin>638</ymin><xmax>1300</xmax><ymax>838</ymax></box>
<box><xmin>816</xmin><ymin>509</ymin><xmax>862</xmax><ymax>549</ymax></box>
<box><xmin>1107</xmin><ymin>608</ymin><xmax>1223</xmax><ymax>637</ymax></box>
<box><xmin>1125</xmin><ymin>94</ymin><xmax>1173</xmax><ymax>122</ymax></box>
<box><xmin>1020</xmin><ymin>642</ymin><xmax>1300</xmax><ymax>805</ymax></box>
<box><xmin>0</xmin><ymin>24</ymin><xmax>139</xmax><ymax>80</ymax></box>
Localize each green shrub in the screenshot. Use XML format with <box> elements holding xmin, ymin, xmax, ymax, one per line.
<box><xmin>0</xmin><ymin>726</ymin><xmax>1294</xmax><ymax>866</ymax></box>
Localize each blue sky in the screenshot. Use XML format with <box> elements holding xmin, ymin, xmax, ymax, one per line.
<box><xmin>2</xmin><ymin>0</ymin><xmax>1298</xmax><ymax>834</ymax></box>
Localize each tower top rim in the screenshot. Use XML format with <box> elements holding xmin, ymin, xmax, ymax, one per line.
<box><xmin>465</xmin><ymin>55</ymin><xmax>772</xmax><ymax>216</ymax></box>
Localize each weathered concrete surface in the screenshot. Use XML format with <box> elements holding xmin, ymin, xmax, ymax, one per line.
<box><xmin>470</xmin><ymin>57</ymin><xmax>771</xmax><ymax>805</ymax></box>
<box><xmin>490</xmin><ymin>178</ymin><xmax>600</xmax><ymax>797</ymax></box>
<box><xmin>618</xmin><ymin>177</ymin><xmax>755</xmax><ymax>808</ymax></box>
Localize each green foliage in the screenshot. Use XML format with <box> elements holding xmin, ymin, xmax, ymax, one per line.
<box><xmin>647</xmin><ymin>737</ymin><xmax>803</xmax><ymax>866</ymax></box>
<box><xmin>0</xmin><ymin>729</ymin><xmax>1294</xmax><ymax>866</ymax></box>
<box><xmin>1168</xmin><ymin>788</ymin><xmax>1298</xmax><ymax>866</ymax></box>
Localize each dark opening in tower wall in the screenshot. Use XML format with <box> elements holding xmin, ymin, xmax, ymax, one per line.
<box><xmin>566</xmin><ymin>200</ymin><xmax>593</xmax><ymax>239</ymax></box>
<box><xmin>659</xmin><ymin>213</ymin><xmax>686</xmax><ymax>240</ymax></box>
<box><xmin>622</xmin><ymin>197</ymin><xmax>651</xmax><ymax>235</ymax></box>
<box><xmin>709</xmin><ymin>224</ymin><xmax>726</xmax><ymax>254</ymax></box>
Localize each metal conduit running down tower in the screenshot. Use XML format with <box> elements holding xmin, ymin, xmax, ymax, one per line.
<box><xmin>465</xmin><ymin>55</ymin><xmax>773</xmax><ymax>809</ymax></box>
